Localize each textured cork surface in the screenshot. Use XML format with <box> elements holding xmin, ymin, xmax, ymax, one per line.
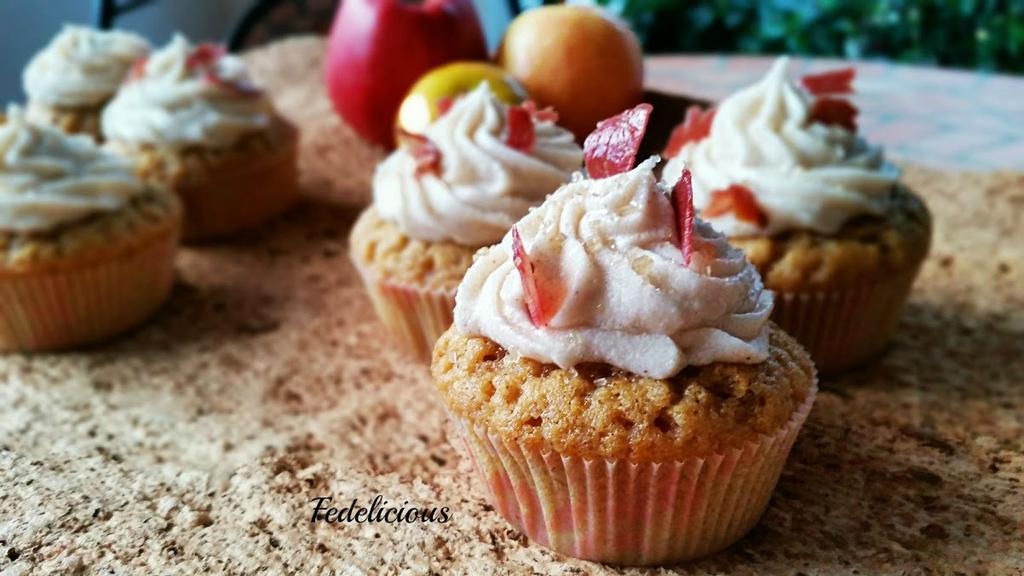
<box><xmin>1</xmin><ymin>37</ymin><xmax>1022</xmax><ymax>575</ymax></box>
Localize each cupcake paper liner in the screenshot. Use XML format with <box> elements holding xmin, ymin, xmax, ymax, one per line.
<box><xmin>772</xmin><ymin>266</ymin><xmax>921</xmax><ymax>374</ymax></box>
<box><xmin>0</xmin><ymin>230</ymin><xmax>178</xmax><ymax>352</ymax></box>
<box><xmin>354</xmin><ymin>263</ymin><xmax>456</xmax><ymax>362</ymax></box>
<box><xmin>454</xmin><ymin>384</ymin><xmax>817</xmax><ymax>566</ymax></box>
<box><xmin>175</xmin><ymin>138</ymin><xmax>299</xmax><ymax>242</ymax></box>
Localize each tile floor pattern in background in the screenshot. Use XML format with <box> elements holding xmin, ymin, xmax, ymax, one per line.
<box><xmin>646</xmin><ymin>55</ymin><xmax>1024</xmax><ymax>170</ymax></box>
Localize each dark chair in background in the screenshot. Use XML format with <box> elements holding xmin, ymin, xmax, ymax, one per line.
<box><xmin>93</xmin><ymin>0</ymin><xmax>338</xmax><ymax>50</ymax></box>
<box><xmin>92</xmin><ymin>0</ymin><xmax>157</xmax><ymax>29</ymax></box>
<box><xmin>95</xmin><ymin>0</ymin><xmax>551</xmax><ymax>51</ymax></box>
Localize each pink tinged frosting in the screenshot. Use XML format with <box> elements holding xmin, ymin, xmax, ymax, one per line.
<box><xmin>0</xmin><ymin>106</ymin><xmax>145</xmax><ymax>233</ymax></box>
<box><xmin>663</xmin><ymin>57</ymin><xmax>898</xmax><ymax>237</ymax></box>
<box><xmin>373</xmin><ymin>83</ymin><xmax>582</xmax><ymax>246</ymax></box>
<box><xmin>22</xmin><ymin>25</ymin><xmax>150</xmax><ymax>108</ymax></box>
<box><xmin>454</xmin><ymin>157</ymin><xmax>773</xmax><ymax>379</ymax></box>
<box><xmin>101</xmin><ymin>34</ymin><xmax>272</xmax><ymax>149</ymax></box>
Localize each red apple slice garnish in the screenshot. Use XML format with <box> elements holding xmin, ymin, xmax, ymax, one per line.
<box><xmin>202</xmin><ymin>70</ymin><xmax>263</xmax><ymax>97</ymax></box>
<box><xmin>522</xmin><ymin>100</ymin><xmax>559</xmax><ymax>124</ymax></box>
<box><xmin>436</xmin><ymin>96</ymin><xmax>455</xmax><ymax>117</ymax></box>
<box><xmin>808</xmin><ymin>97</ymin><xmax>858</xmax><ymax>131</ymax></box>
<box><xmin>403</xmin><ymin>132</ymin><xmax>442</xmax><ymax>177</ymax></box>
<box><xmin>511</xmin><ymin>227</ymin><xmax>554</xmax><ymax>328</ymax></box>
<box><xmin>186</xmin><ymin>43</ymin><xmax>226</xmax><ymax>72</ymax></box>
<box><xmin>663</xmin><ymin>105</ymin><xmax>716</xmax><ymax>157</ymax></box>
<box><xmin>673</xmin><ymin>168</ymin><xmax>696</xmax><ymax>266</ymax></box>
<box><xmin>801</xmin><ymin>67</ymin><xmax>855</xmax><ymax>95</ymax></box>
<box><xmin>583</xmin><ymin>103</ymin><xmax>653</xmax><ymax>179</ymax></box>
<box><xmin>127</xmin><ymin>56</ymin><xmax>148</xmax><ymax>82</ymax></box>
<box><xmin>704</xmin><ymin>184</ymin><xmax>768</xmax><ymax>227</ymax></box>
<box><xmin>505</xmin><ymin>105</ymin><xmax>535</xmax><ymax>152</ymax></box>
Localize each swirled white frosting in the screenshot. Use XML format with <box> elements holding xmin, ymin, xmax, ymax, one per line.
<box><xmin>663</xmin><ymin>57</ymin><xmax>898</xmax><ymax>236</ymax></box>
<box><xmin>454</xmin><ymin>157</ymin><xmax>773</xmax><ymax>379</ymax></box>
<box><xmin>374</xmin><ymin>83</ymin><xmax>583</xmax><ymax>247</ymax></box>
<box><xmin>23</xmin><ymin>25</ymin><xmax>150</xmax><ymax>108</ymax></box>
<box><xmin>101</xmin><ymin>34</ymin><xmax>272</xmax><ymax>149</ymax></box>
<box><xmin>0</xmin><ymin>106</ymin><xmax>145</xmax><ymax>233</ymax></box>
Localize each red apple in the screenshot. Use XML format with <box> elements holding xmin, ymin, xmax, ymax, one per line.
<box><xmin>324</xmin><ymin>0</ymin><xmax>487</xmax><ymax>149</ymax></box>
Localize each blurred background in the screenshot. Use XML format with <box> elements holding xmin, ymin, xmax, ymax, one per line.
<box><xmin>572</xmin><ymin>0</ymin><xmax>1024</xmax><ymax>73</ymax></box>
<box><xmin>3</xmin><ymin>0</ymin><xmax>1021</xmax><ymax>103</ymax></box>
<box><xmin>0</xmin><ymin>0</ymin><xmax>513</xmax><ymax>103</ymax></box>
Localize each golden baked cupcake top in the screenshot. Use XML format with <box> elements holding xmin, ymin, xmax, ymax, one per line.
<box><xmin>663</xmin><ymin>57</ymin><xmax>899</xmax><ymax>237</ymax></box>
<box><xmin>101</xmin><ymin>33</ymin><xmax>274</xmax><ymax>150</ymax></box>
<box><xmin>0</xmin><ymin>105</ymin><xmax>147</xmax><ymax>233</ymax></box>
<box><xmin>373</xmin><ymin>83</ymin><xmax>582</xmax><ymax>247</ymax></box>
<box><xmin>350</xmin><ymin>206</ymin><xmax>476</xmax><ymax>291</ymax></box>
<box><xmin>733</xmin><ymin>185</ymin><xmax>931</xmax><ymax>291</ymax></box>
<box><xmin>0</xmin><ymin>105</ymin><xmax>178</xmax><ymax>270</ymax></box>
<box><xmin>434</xmin><ymin>322</ymin><xmax>811</xmax><ymax>460</ymax></box>
<box><xmin>22</xmin><ymin>25</ymin><xmax>150</xmax><ymax>109</ymax></box>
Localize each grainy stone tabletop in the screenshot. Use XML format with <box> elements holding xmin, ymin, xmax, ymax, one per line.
<box><xmin>1</xmin><ymin>37</ymin><xmax>1021</xmax><ymax>576</ymax></box>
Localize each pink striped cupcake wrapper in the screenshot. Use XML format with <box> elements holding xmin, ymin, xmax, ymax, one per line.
<box><xmin>454</xmin><ymin>384</ymin><xmax>817</xmax><ymax>566</ymax></box>
<box><xmin>0</xmin><ymin>230</ymin><xmax>178</xmax><ymax>352</ymax></box>
<box><xmin>772</xmin><ymin>266</ymin><xmax>921</xmax><ymax>374</ymax></box>
<box><xmin>353</xmin><ymin>263</ymin><xmax>456</xmax><ymax>363</ymax></box>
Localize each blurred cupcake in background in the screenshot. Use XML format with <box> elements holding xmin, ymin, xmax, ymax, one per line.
<box><xmin>102</xmin><ymin>33</ymin><xmax>298</xmax><ymax>241</ymax></box>
<box><xmin>22</xmin><ymin>24</ymin><xmax>150</xmax><ymax>139</ymax></box>
<box><xmin>350</xmin><ymin>82</ymin><xmax>582</xmax><ymax>361</ymax></box>
<box><xmin>663</xmin><ymin>57</ymin><xmax>932</xmax><ymax>374</ymax></box>
<box><xmin>0</xmin><ymin>105</ymin><xmax>181</xmax><ymax>352</ymax></box>
<box><xmin>434</xmin><ymin>105</ymin><xmax>816</xmax><ymax>564</ymax></box>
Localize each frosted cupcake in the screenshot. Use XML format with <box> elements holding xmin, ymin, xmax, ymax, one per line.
<box><xmin>22</xmin><ymin>25</ymin><xmax>150</xmax><ymax>139</ymax></box>
<box><xmin>434</xmin><ymin>106</ymin><xmax>816</xmax><ymax>565</ymax></box>
<box><xmin>663</xmin><ymin>58</ymin><xmax>931</xmax><ymax>374</ymax></box>
<box><xmin>350</xmin><ymin>83</ymin><xmax>582</xmax><ymax>361</ymax></box>
<box><xmin>102</xmin><ymin>33</ymin><xmax>297</xmax><ymax>241</ymax></box>
<box><xmin>0</xmin><ymin>106</ymin><xmax>181</xmax><ymax>351</ymax></box>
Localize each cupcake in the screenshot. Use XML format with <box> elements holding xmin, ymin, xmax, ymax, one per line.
<box><xmin>433</xmin><ymin>106</ymin><xmax>816</xmax><ymax>565</ymax></box>
<box><xmin>102</xmin><ymin>33</ymin><xmax>298</xmax><ymax>241</ymax></box>
<box><xmin>22</xmin><ymin>25</ymin><xmax>150</xmax><ymax>140</ymax></box>
<box><xmin>350</xmin><ymin>83</ymin><xmax>582</xmax><ymax>361</ymax></box>
<box><xmin>663</xmin><ymin>58</ymin><xmax>931</xmax><ymax>374</ymax></box>
<box><xmin>0</xmin><ymin>106</ymin><xmax>181</xmax><ymax>352</ymax></box>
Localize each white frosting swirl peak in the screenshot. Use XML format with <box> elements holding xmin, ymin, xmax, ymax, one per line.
<box><xmin>454</xmin><ymin>157</ymin><xmax>773</xmax><ymax>379</ymax></box>
<box><xmin>23</xmin><ymin>25</ymin><xmax>150</xmax><ymax>108</ymax></box>
<box><xmin>102</xmin><ymin>34</ymin><xmax>272</xmax><ymax>149</ymax></box>
<box><xmin>374</xmin><ymin>83</ymin><xmax>583</xmax><ymax>247</ymax></box>
<box><xmin>664</xmin><ymin>57</ymin><xmax>898</xmax><ymax>236</ymax></box>
<box><xmin>0</xmin><ymin>106</ymin><xmax>145</xmax><ymax>233</ymax></box>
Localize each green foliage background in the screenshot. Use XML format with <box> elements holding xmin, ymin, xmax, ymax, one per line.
<box><xmin>586</xmin><ymin>0</ymin><xmax>1024</xmax><ymax>73</ymax></box>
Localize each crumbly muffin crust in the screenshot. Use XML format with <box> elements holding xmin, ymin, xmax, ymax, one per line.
<box><xmin>350</xmin><ymin>206</ymin><xmax>477</xmax><ymax>292</ymax></box>
<box><xmin>0</xmin><ymin>187</ymin><xmax>181</xmax><ymax>272</ymax></box>
<box><xmin>733</xmin><ymin>185</ymin><xmax>931</xmax><ymax>292</ymax></box>
<box><xmin>106</xmin><ymin>115</ymin><xmax>295</xmax><ymax>190</ymax></box>
<box><xmin>25</xmin><ymin>100</ymin><xmax>105</xmax><ymax>140</ymax></box>
<box><xmin>433</xmin><ymin>323</ymin><xmax>814</xmax><ymax>461</ymax></box>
